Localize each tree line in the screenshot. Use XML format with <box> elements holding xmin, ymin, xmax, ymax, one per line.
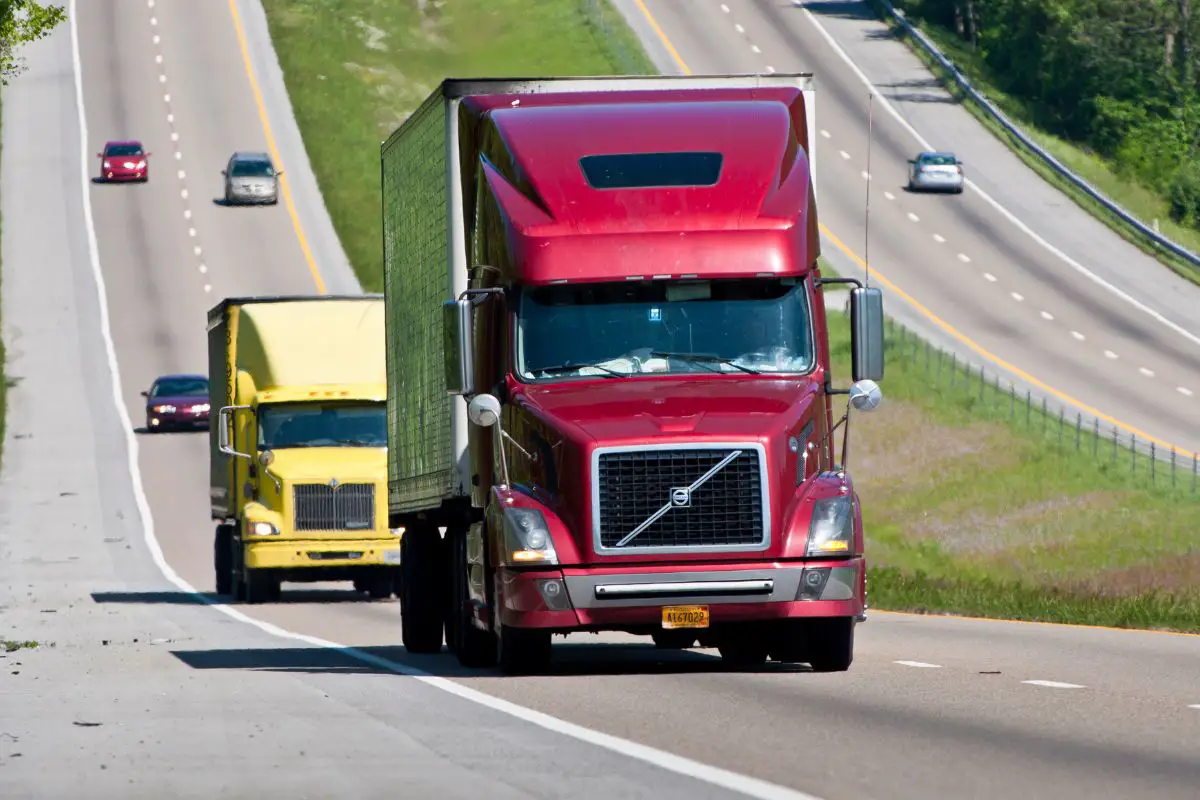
<box><xmin>892</xmin><ymin>0</ymin><xmax>1200</xmax><ymax>228</ymax></box>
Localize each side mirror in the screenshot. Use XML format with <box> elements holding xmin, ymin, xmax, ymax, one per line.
<box><xmin>220</xmin><ymin>169</ymin><xmax>227</xmax><ymax>176</ymax></box>
<box><xmin>906</xmin><ymin>158</ymin><xmax>915</xmax><ymax>164</ymax></box>
<box><xmin>849</xmin><ymin>286</ymin><xmax>885</xmax><ymax>383</ymax></box>
<box><xmin>140</xmin><ymin>390</ymin><xmax>149</xmax><ymax>397</ymax></box>
<box><xmin>849</xmin><ymin>379</ymin><xmax>882</xmax><ymax>412</ymax></box>
<box><xmin>96</xmin><ymin>153</ymin><xmax>103</xmax><ymax>159</ymax></box>
<box><xmin>467</xmin><ymin>393</ymin><xmax>501</xmax><ymax>428</ymax></box>
<box><xmin>145</xmin><ymin>152</ymin><xmax>153</xmax><ymax>157</ymax></box>
<box><xmin>442</xmin><ymin>298</ymin><xmax>475</xmax><ymax>396</ymax></box>
<box><xmin>276</xmin><ymin>169</ymin><xmax>284</xmax><ymax>176</ymax></box>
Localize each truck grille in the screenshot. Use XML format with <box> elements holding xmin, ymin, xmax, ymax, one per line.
<box><xmin>293</xmin><ymin>483</ymin><xmax>375</xmax><ymax>532</ymax></box>
<box><xmin>594</xmin><ymin>446</ymin><xmax>768</xmax><ymax>552</ymax></box>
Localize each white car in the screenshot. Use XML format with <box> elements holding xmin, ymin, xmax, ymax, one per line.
<box><xmin>907</xmin><ymin>151</ymin><xmax>964</xmax><ymax>194</ymax></box>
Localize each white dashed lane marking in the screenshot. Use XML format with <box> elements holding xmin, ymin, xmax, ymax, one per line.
<box><xmin>957</xmin><ymin>253</ymin><xmax>970</xmax><ymax>262</ymax></box>
<box><xmin>1040</xmin><ymin>311</ymin><xmax>1054</xmax><ymax>320</ymax></box>
<box><xmin>932</xmin><ymin>233</ymin><xmax>945</xmax><ymax>243</ymax></box>
<box><xmin>883</xmin><ymin>191</ymin><xmax>895</xmax><ymax>200</ymax></box>
<box><xmin>751</xmin><ymin>44</ymin><xmax>761</xmax><ymax>53</ymax></box>
<box><xmin>720</xmin><ymin>3</ymin><xmax>729</xmax><ymax>11</ymax></box>
<box><xmin>1139</xmin><ymin>367</ymin><xmax>1155</xmax><ymax>377</ymax></box>
<box><xmin>1011</xmin><ymin>292</ymin><xmax>1024</xmax><ymax>302</ymax></box>
<box><xmin>895</xmin><ymin>660</ymin><xmax>942</xmax><ymax>669</ymax></box>
<box><xmin>1022</xmin><ymin>680</ymin><xmax>1086</xmax><ymax>689</ymax></box>
<box><xmin>734</xmin><ymin>23</ymin><xmax>745</xmax><ymax>33</ymax></box>
<box><xmin>1179</xmin><ymin>387</ymin><xmax>1194</xmax><ymax>397</ymax></box>
<box><xmin>1105</xmin><ymin>350</ymin><xmax>1119</xmax><ymax>359</ymax></box>
<box><xmin>983</xmin><ymin>273</ymin><xmax>997</xmax><ymax>282</ymax></box>
<box><xmin>861</xmin><ymin>171</ymin><xmax>870</xmax><ymax>180</ymax></box>
<box><xmin>839</xmin><ymin>150</ymin><xmax>851</xmax><ymax>160</ymax></box>
<box><xmin>820</xmin><ymin>129</ymin><xmax>830</xmax><ymax>138</ymax></box>
<box><xmin>906</xmin><ymin>212</ymin><xmax>919</xmax><ymax>222</ymax></box>
<box><xmin>1071</xmin><ymin>331</ymin><xmax>1086</xmax><ymax>341</ymax></box>
<box><xmin>764</xmin><ymin>65</ymin><xmax>775</xmax><ymax>74</ymax></box>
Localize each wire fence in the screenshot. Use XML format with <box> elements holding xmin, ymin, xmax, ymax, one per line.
<box><xmin>870</xmin><ymin>311</ymin><xmax>1200</xmax><ymax>498</ymax></box>
<box><xmin>579</xmin><ymin>0</ymin><xmax>657</xmax><ymax>76</ymax></box>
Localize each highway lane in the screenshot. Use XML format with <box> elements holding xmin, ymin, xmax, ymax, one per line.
<box><xmin>66</xmin><ymin>0</ymin><xmax>1200</xmax><ymax>798</ymax></box>
<box><xmin>627</xmin><ymin>0</ymin><xmax>1200</xmax><ymax>458</ymax></box>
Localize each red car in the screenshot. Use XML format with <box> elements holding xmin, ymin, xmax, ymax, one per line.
<box><xmin>142</xmin><ymin>373</ymin><xmax>210</xmax><ymax>432</ymax></box>
<box><xmin>98</xmin><ymin>140</ymin><xmax>151</xmax><ymax>182</ymax></box>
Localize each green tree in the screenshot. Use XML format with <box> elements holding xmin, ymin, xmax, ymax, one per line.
<box><xmin>1</xmin><ymin>1</ymin><xmax>66</xmax><ymax>84</ymax></box>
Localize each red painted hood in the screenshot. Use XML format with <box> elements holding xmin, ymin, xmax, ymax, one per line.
<box><xmin>515</xmin><ymin>376</ymin><xmax>820</xmax><ymax>445</ymax></box>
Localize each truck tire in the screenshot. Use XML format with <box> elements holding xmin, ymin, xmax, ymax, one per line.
<box><xmin>448</xmin><ymin>526</ymin><xmax>495</xmax><ymax>668</ymax></box>
<box><xmin>496</xmin><ymin>623</ymin><xmax>551</xmax><ymax>675</ymax></box>
<box><xmin>400</xmin><ymin>525</ymin><xmax>446</xmax><ymax>654</ymax></box>
<box><xmin>213</xmin><ymin>524</ymin><xmax>234</xmax><ymax>596</ymax></box>
<box><xmin>367</xmin><ymin>572</ymin><xmax>393</xmax><ymax>600</ymax></box>
<box><xmin>806</xmin><ymin>617</ymin><xmax>855</xmax><ymax>673</ymax></box>
<box><xmin>244</xmin><ymin>569</ymin><xmax>281</xmax><ymax>604</ymax></box>
<box><xmin>717</xmin><ymin>626</ymin><xmax>769</xmax><ymax>667</ymax></box>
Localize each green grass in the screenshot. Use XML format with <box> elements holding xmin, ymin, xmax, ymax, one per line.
<box><xmin>262</xmin><ymin>2</ymin><xmax>1199</xmax><ymax>632</ymax></box>
<box><xmin>261</xmin><ymin>0</ymin><xmax>655</xmax><ymax>292</ymax></box>
<box><xmin>865</xmin><ymin>1</ymin><xmax>1200</xmax><ymax>286</ymax></box>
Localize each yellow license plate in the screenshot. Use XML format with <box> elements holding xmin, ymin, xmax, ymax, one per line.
<box><xmin>661</xmin><ymin>605</ymin><xmax>710</xmax><ymax>629</ymax></box>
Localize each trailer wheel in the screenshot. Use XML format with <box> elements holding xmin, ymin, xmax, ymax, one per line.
<box><xmin>366</xmin><ymin>573</ymin><xmax>393</xmax><ymax>600</ymax></box>
<box><xmin>213</xmin><ymin>524</ymin><xmax>233</xmax><ymax>596</ymax></box>
<box><xmin>400</xmin><ymin>524</ymin><xmax>446</xmax><ymax>654</ymax></box>
<box><xmin>806</xmin><ymin>617</ymin><xmax>855</xmax><ymax>673</ymax></box>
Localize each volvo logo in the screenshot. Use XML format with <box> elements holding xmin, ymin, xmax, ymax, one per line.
<box><xmin>670</xmin><ymin>487</ymin><xmax>691</xmax><ymax>507</ymax></box>
<box><xmin>329</xmin><ymin>478</ymin><xmax>340</xmax><ymax>489</ymax></box>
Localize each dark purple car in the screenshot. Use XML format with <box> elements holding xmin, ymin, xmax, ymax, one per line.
<box><xmin>142</xmin><ymin>374</ymin><xmax>210</xmax><ymax>432</ymax></box>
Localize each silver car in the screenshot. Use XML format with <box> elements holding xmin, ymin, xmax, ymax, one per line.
<box><xmin>907</xmin><ymin>151</ymin><xmax>964</xmax><ymax>194</ymax></box>
<box><xmin>222</xmin><ymin>151</ymin><xmax>280</xmax><ymax>205</ymax></box>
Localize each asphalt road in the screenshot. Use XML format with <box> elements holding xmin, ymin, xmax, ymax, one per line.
<box><xmin>620</xmin><ymin>0</ymin><xmax>1200</xmax><ymax>459</ymax></box>
<box><xmin>1</xmin><ymin>0</ymin><xmax>1197</xmax><ymax>798</ymax></box>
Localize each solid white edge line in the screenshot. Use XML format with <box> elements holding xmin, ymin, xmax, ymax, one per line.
<box><xmin>894</xmin><ymin>660</ymin><xmax>942</xmax><ymax>668</ymax></box>
<box><xmin>66</xmin><ymin>5</ymin><xmax>818</xmax><ymax>799</ymax></box>
<box><xmin>1021</xmin><ymin>680</ymin><xmax>1086</xmax><ymax>689</ymax></box>
<box><xmin>796</xmin><ymin>6</ymin><xmax>1200</xmax><ymax>352</ymax></box>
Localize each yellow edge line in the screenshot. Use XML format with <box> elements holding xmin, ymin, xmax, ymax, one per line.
<box><xmin>633</xmin><ymin>0</ymin><xmax>1195</xmax><ymax>462</ymax></box>
<box><xmin>227</xmin><ymin>0</ymin><xmax>327</xmax><ymax>295</ymax></box>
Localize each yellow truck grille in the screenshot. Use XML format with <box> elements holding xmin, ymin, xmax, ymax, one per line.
<box><xmin>293</xmin><ymin>483</ymin><xmax>375</xmax><ymax>531</ymax></box>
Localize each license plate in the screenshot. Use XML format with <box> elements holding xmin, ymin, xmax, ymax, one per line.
<box><xmin>383</xmin><ymin>549</ymin><xmax>401</xmax><ymax>565</ymax></box>
<box><xmin>661</xmin><ymin>605</ymin><xmax>709</xmax><ymax>629</ymax></box>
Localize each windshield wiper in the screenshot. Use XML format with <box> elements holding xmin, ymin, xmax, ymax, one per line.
<box><xmin>535</xmin><ymin>361</ymin><xmax>627</xmax><ymax>378</ymax></box>
<box><xmin>649</xmin><ymin>351</ymin><xmax>760</xmax><ymax>375</ymax></box>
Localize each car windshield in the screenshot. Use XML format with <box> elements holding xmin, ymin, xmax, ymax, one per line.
<box><xmin>231</xmin><ymin>159</ymin><xmax>274</xmax><ymax>177</ymax></box>
<box><xmin>258</xmin><ymin>402</ymin><xmax>386</xmax><ymax>449</ymax></box>
<box><xmin>151</xmin><ymin>378</ymin><xmax>207</xmax><ymax>397</ymax></box>
<box><xmin>919</xmin><ymin>154</ymin><xmax>957</xmax><ymax>166</ymax></box>
<box><xmin>107</xmin><ymin>144</ymin><xmax>143</xmax><ymax>157</ymax></box>
<box><xmin>515</xmin><ymin>278</ymin><xmax>814</xmax><ymax>380</ymax></box>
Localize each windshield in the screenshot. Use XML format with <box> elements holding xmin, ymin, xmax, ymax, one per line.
<box><xmin>919</xmin><ymin>154</ymin><xmax>957</xmax><ymax>166</ymax></box>
<box><xmin>152</xmin><ymin>378</ymin><xmax>207</xmax><ymax>397</ymax></box>
<box><xmin>107</xmin><ymin>144</ymin><xmax>143</xmax><ymax>157</ymax></box>
<box><xmin>231</xmin><ymin>159</ymin><xmax>274</xmax><ymax>177</ymax></box>
<box><xmin>515</xmin><ymin>278</ymin><xmax>814</xmax><ymax>381</ymax></box>
<box><xmin>258</xmin><ymin>402</ymin><xmax>386</xmax><ymax>449</ymax></box>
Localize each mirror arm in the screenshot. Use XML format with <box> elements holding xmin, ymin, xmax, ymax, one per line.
<box><xmin>814</xmin><ymin>276</ymin><xmax>864</xmax><ymax>289</ymax></box>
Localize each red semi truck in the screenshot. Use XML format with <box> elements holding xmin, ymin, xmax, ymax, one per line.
<box><xmin>381</xmin><ymin>75</ymin><xmax>885</xmax><ymax>675</ymax></box>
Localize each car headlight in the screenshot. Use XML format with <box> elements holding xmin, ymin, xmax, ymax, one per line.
<box><xmin>806</xmin><ymin>496</ymin><xmax>854</xmax><ymax>556</ymax></box>
<box><xmin>102</xmin><ymin>160</ymin><xmax>111</xmax><ymax>169</ymax></box>
<box><xmin>501</xmin><ymin>506</ymin><xmax>557</xmax><ymax>566</ymax></box>
<box><xmin>249</xmin><ymin>521</ymin><xmax>279</xmax><ymax>536</ymax></box>
<box><xmin>152</xmin><ymin>404</ymin><xmax>177</xmax><ymax>413</ymax></box>
<box><xmin>193</xmin><ymin>403</ymin><xmax>210</xmax><ymax>412</ymax></box>
<box><xmin>136</xmin><ymin>160</ymin><xmax>146</xmax><ymax>170</ymax></box>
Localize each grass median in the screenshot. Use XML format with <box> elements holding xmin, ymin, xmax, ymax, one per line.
<box><xmin>864</xmin><ymin>1</ymin><xmax>1200</xmax><ymax>286</ymax></box>
<box><xmin>262</xmin><ymin>4</ymin><xmax>1198</xmax><ymax>633</ymax></box>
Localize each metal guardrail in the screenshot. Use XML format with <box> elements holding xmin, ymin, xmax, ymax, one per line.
<box><xmin>871</xmin><ymin>0</ymin><xmax>1200</xmax><ymax>273</ymax></box>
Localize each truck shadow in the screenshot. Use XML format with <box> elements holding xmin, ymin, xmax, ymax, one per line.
<box><xmin>91</xmin><ymin>589</ymin><xmax>392</xmax><ymax>606</ymax></box>
<box><xmin>167</xmin><ymin>642</ymin><xmax>814</xmax><ymax>678</ymax></box>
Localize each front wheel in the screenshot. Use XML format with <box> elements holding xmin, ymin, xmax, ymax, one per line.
<box><xmin>806</xmin><ymin>617</ymin><xmax>855</xmax><ymax>672</ymax></box>
<box><xmin>496</xmin><ymin>622</ymin><xmax>552</xmax><ymax>675</ymax></box>
<box><xmin>213</xmin><ymin>524</ymin><xmax>234</xmax><ymax>596</ymax></box>
<box><xmin>244</xmin><ymin>568</ymin><xmax>281</xmax><ymax>604</ymax></box>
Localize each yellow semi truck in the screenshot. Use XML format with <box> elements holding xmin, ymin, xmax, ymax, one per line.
<box><xmin>207</xmin><ymin>294</ymin><xmax>401</xmax><ymax>604</ymax></box>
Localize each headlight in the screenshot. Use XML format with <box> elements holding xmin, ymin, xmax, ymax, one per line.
<box><xmin>152</xmin><ymin>404</ymin><xmax>176</xmax><ymax>413</ymax></box>
<box><xmin>250</xmin><ymin>521</ymin><xmax>279</xmax><ymax>536</ymax></box>
<box><xmin>193</xmin><ymin>403</ymin><xmax>210</xmax><ymax>413</ymax></box>
<box><xmin>501</xmin><ymin>506</ymin><xmax>558</xmax><ymax>566</ymax></box>
<box><xmin>136</xmin><ymin>160</ymin><xmax>146</xmax><ymax>169</ymax></box>
<box><xmin>806</xmin><ymin>496</ymin><xmax>854</xmax><ymax>556</ymax></box>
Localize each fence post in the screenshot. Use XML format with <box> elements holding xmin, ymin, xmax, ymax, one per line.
<box><xmin>937</xmin><ymin>348</ymin><xmax>944</xmax><ymax>383</ymax></box>
<box><xmin>1131</xmin><ymin>434</ymin><xmax>1137</xmax><ymax>474</ymax></box>
<box><xmin>1058</xmin><ymin>407</ymin><xmax>1064</xmax><ymax>450</ymax></box>
<box><xmin>1112</xmin><ymin>426</ymin><xmax>1118</xmax><ymax>464</ymax></box>
<box><xmin>1026</xmin><ymin>390</ymin><xmax>1032</xmax><ymax>426</ymax></box>
<box><xmin>1041</xmin><ymin>396</ymin><xmax>1047</xmax><ymax>433</ymax></box>
<box><xmin>1092</xmin><ymin>418</ymin><xmax>1099</xmax><ymax>457</ymax></box>
<box><xmin>1010</xmin><ymin>386</ymin><xmax>1015</xmax><ymax>420</ymax></box>
<box><xmin>1150</xmin><ymin>442</ymin><xmax>1156</xmax><ymax>484</ymax></box>
<box><xmin>950</xmin><ymin>354</ymin><xmax>958</xmax><ymax>390</ymax></box>
<box><xmin>979</xmin><ymin>366</ymin><xmax>985</xmax><ymax>401</ymax></box>
<box><xmin>1075</xmin><ymin>413</ymin><xmax>1082</xmax><ymax>451</ymax></box>
<box><xmin>1194</xmin><ymin>454</ymin><xmax>1198</xmax><ymax>495</ymax></box>
<box><xmin>1171</xmin><ymin>447</ymin><xmax>1176</xmax><ymax>489</ymax></box>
